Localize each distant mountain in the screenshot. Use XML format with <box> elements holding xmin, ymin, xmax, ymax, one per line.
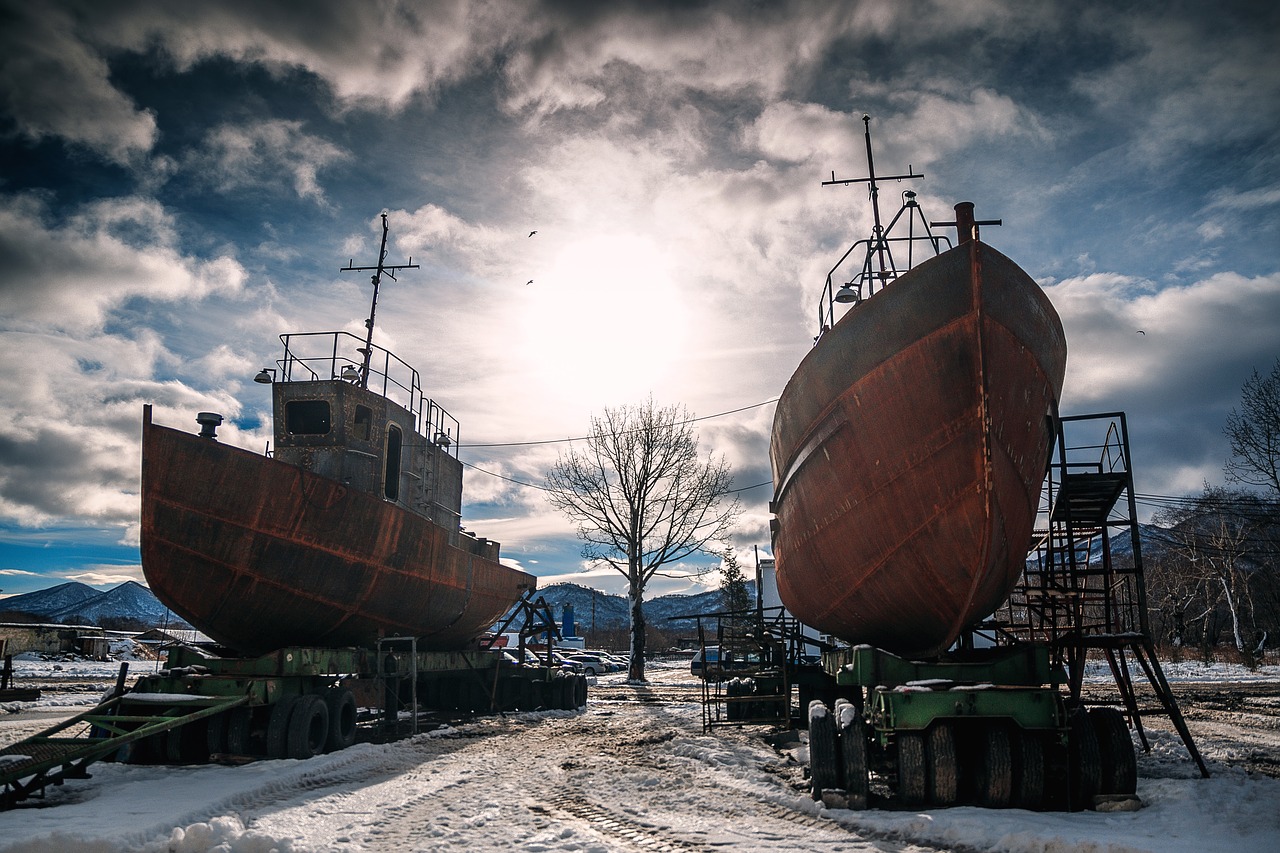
<box><xmin>1026</xmin><ymin>522</ymin><xmax>1171</xmax><ymax>567</ymax></box>
<box><xmin>49</xmin><ymin>581</ymin><xmax>187</xmax><ymax>627</ymax></box>
<box><xmin>0</xmin><ymin>581</ymin><xmax>100</xmax><ymax>619</ymax></box>
<box><xmin>0</xmin><ymin>580</ymin><xmax>188</xmax><ymax>629</ymax></box>
<box><xmin>500</xmin><ymin>581</ymin><xmax>756</xmax><ymax>634</ymax></box>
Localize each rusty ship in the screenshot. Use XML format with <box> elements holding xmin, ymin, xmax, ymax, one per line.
<box><xmin>769</xmin><ymin>119</ymin><xmax>1066</xmax><ymax>657</ymax></box>
<box><xmin>140</xmin><ymin>214</ymin><xmax>533</xmax><ymax>655</ymax></box>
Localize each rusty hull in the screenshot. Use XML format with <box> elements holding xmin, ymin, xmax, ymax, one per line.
<box><xmin>770</xmin><ymin>240</ymin><xmax>1066</xmax><ymax>657</ymax></box>
<box><xmin>140</xmin><ymin>409</ymin><xmax>533</xmax><ymax>655</ymax></box>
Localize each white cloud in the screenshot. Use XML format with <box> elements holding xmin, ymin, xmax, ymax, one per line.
<box><xmin>187</xmin><ymin>120</ymin><xmax>350</xmax><ymax>202</ymax></box>
<box><xmin>0</xmin><ymin>5</ymin><xmax>157</xmax><ymax>163</ymax></box>
<box><xmin>501</xmin><ymin>2</ymin><xmax>853</xmax><ymax>115</ymax></box>
<box><xmin>0</xmin><ymin>196</ymin><xmax>264</xmax><ymax>530</ymax></box>
<box><xmin>61</xmin><ymin>565</ymin><xmax>146</xmax><ymax>587</ymax></box>
<box><xmin>91</xmin><ymin>1</ymin><xmax>528</xmax><ymax>110</ymax></box>
<box><xmin>1071</xmin><ymin>12</ymin><xmax>1280</xmax><ymax>164</ymax></box>
<box><xmin>1047</xmin><ymin>269</ymin><xmax>1280</xmax><ymax>499</ymax></box>
<box><xmin>0</xmin><ymin>195</ymin><xmax>246</xmax><ymax>333</ymax></box>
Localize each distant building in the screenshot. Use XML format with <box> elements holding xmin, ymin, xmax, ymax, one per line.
<box><xmin>0</xmin><ymin>622</ymin><xmax>107</xmax><ymax>657</ymax></box>
<box><xmin>134</xmin><ymin>627</ymin><xmax>216</xmax><ymax>650</ymax></box>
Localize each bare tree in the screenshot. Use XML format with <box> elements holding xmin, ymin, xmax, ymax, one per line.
<box><xmin>544</xmin><ymin>398</ymin><xmax>740</xmax><ymax>681</ymax></box>
<box><xmin>1153</xmin><ymin>486</ymin><xmax>1275</xmax><ymax>657</ymax></box>
<box><xmin>1225</xmin><ymin>358</ymin><xmax>1280</xmax><ymax>495</ymax></box>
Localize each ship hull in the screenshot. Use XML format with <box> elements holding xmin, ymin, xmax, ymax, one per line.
<box><xmin>770</xmin><ymin>240</ymin><xmax>1066</xmax><ymax>657</ymax></box>
<box><xmin>140</xmin><ymin>410</ymin><xmax>533</xmax><ymax>655</ymax></box>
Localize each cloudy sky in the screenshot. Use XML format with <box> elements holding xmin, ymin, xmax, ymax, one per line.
<box><xmin>1</xmin><ymin>0</ymin><xmax>1277</xmax><ymax>601</ymax></box>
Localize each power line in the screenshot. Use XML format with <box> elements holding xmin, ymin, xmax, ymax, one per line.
<box><xmin>460</xmin><ymin>456</ymin><xmax>773</xmax><ymax>497</ymax></box>
<box><xmin>456</xmin><ymin>397</ymin><xmax>780</xmax><ymax>449</ymax></box>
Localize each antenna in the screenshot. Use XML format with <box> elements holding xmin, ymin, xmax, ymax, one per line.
<box><xmin>822</xmin><ymin>115</ymin><xmax>924</xmax><ymax>282</ymax></box>
<box><xmin>340</xmin><ymin>211</ymin><xmax>420</xmax><ymax>390</ymax></box>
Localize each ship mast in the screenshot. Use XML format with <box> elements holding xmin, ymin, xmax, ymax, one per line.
<box><xmin>823</xmin><ymin>115</ymin><xmax>923</xmax><ymax>283</ymax></box>
<box><xmin>340</xmin><ymin>212</ymin><xmax>419</xmax><ymax>389</ymax></box>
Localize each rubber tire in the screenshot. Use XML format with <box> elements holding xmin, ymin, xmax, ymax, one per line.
<box><xmin>266</xmin><ymin>695</ymin><xmax>300</xmax><ymax>759</ymax></box>
<box><xmin>206</xmin><ymin>711</ymin><xmax>228</xmax><ymax>756</ymax></box>
<box><xmin>1011</xmin><ymin>729</ymin><xmax>1045</xmax><ymax>810</ymax></box>
<box><xmin>325</xmin><ymin>688</ymin><xmax>358</xmax><ymax>753</ymax></box>
<box><xmin>898</xmin><ymin>732</ymin><xmax>927</xmax><ymax>807</ymax></box>
<box><xmin>573</xmin><ymin>675</ymin><xmax>588</xmax><ymax>709</ymax></box>
<box><xmin>1068</xmin><ymin>709</ymin><xmax>1102</xmax><ymax>810</ymax></box>
<box><xmin>1090</xmin><ymin>707</ymin><xmax>1137</xmax><ymax>796</ymax></box>
<box><xmin>558</xmin><ymin>675</ymin><xmax>575</xmax><ymax>710</ymax></box>
<box><xmin>165</xmin><ymin>717</ymin><xmax>208</xmax><ymax>764</ymax></box>
<box><xmin>840</xmin><ymin>714</ymin><xmax>870</xmax><ymax>810</ymax></box>
<box><xmin>225</xmin><ymin>707</ymin><xmax>252</xmax><ymax>756</ymax></box>
<box><xmin>926</xmin><ymin>723</ymin><xmax>958</xmax><ymax>806</ymax></box>
<box><xmin>975</xmin><ymin>724</ymin><xmax>1013</xmax><ymax>808</ymax></box>
<box><xmin>808</xmin><ymin>702</ymin><xmax>839</xmax><ymax>798</ymax></box>
<box><xmin>287</xmin><ymin>695</ymin><xmax>329</xmax><ymax>760</ymax></box>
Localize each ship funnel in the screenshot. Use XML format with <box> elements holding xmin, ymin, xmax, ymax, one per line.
<box><xmin>196</xmin><ymin>412</ymin><xmax>223</xmax><ymax>440</ymax></box>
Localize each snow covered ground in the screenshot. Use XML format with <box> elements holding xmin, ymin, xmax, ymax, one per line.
<box><xmin>1</xmin><ymin>658</ymin><xmax>1278</xmax><ymax>852</ymax></box>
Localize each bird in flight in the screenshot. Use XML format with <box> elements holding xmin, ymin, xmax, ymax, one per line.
<box><xmin>526</xmin><ymin>279</ymin><xmax>533</xmax><ymax>286</ymax></box>
<box><xmin>1137</xmin><ymin>330</ymin><xmax>1146</xmax><ymax>335</ymax></box>
<box><xmin>528</xmin><ymin>230</ymin><xmax>538</xmax><ymax>237</ymax></box>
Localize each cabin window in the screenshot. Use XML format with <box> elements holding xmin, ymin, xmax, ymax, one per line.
<box><xmin>285</xmin><ymin>400</ymin><xmax>331</xmax><ymax>435</ymax></box>
<box><xmin>384</xmin><ymin>424</ymin><xmax>402</xmax><ymax>500</ymax></box>
<box><xmin>353</xmin><ymin>405</ymin><xmax>373</xmax><ymax>441</ymax></box>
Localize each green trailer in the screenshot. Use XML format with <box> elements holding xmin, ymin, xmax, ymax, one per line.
<box><xmin>805</xmin><ymin>643</ymin><xmax>1136</xmax><ymax>811</ymax></box>
<box><xmin>1</xmin><ymin>641</ymin><xmax>586</xmax><ymax>810</ymax></box>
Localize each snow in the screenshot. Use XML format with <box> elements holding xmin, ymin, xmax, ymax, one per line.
<box><xmin>0</xmin><ymin>660</ymin><xmax>1277</xmax><ymax>852</ymax></box>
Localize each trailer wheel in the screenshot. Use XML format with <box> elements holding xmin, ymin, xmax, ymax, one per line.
<box><xmin>558</xmin><ymin>674</ymin><xmax>576</xmax><ymax>710</ymax></box>
<box><xmin>1011</xmin><ymin>729</ymin><xmax>1045</xmax><ymax>810</ymax></box>
<box><xmin>325</xmin><ymin>689</ymin><xmax>358</xmax><ymax>752</ymax></box>
<box><xmin>530</xmin><ymin>679</ymin><xmax>548</xmax><ymax>710</ymax></box>
<box><xmin>926</xmin><ymin>722</ymin><xmax>958</xmax><ymax>806</ymax></box>
<box><xmin>840</xmin><ymin>713</ymin><xmax>870</xmax><ymax>810</ymax></box>
<box><xmin>1067</xmin><ymin>709</ymin><xmax>1102</xmax><ymax>810</ymax></box>
<box><xmin>808</xmin><ymin>701</ymin><xmax>839</xmax><ymax>799</ymax></box>
<box><xmin>225</xmin><ymin>706</ymin><xmax>252</xmax><ymax>756</ymax></box>
<box><xmin>975</xmin><ymin>724</ymin><xmax>1013</xmax><ymax>808</ymax></box>
<box><xmin>165</xmin><ymin>716</ymin><xmax>208</xmax><ymax>764</ymax></box>
<box><xmin>206</xmin><ymin>710</ymin><xmax>228</xmax><ymax>756</ymax></box>
<box><xmin>897</xmin><ymin>732</ymin><xmax>927</xmax><ymax>807</ymax></box>
<box><xmin>1090</xmin><ymin>708</ymin><xmax>1137</xmax><ymax>795</ymax></box>
<box><xmin>287</xmin><ymin>694</ymin><xmax>329</xmax><ymax>759</ymax></box>
<box><xmin>266</xmin><ymin>695</ymin><xmax>300</xmax><ymax>759</ymax></box>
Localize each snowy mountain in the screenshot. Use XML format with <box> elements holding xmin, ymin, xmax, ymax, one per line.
<box><xmin>0</xmin><ymin>581</ymin><xmax>101</xmax><ymax>619</ymax></box>
<box><xmin>503</xmin><ymin>582</ymin><xmax>756</xmax><ymax>634</ymax></box>
<box><xmin>0</xmin><ymin>580</ymin><xmax>187</xmax><ymax>628</ymax></box>
<box><xmin>1026</xmin><ymin>522</ymin><xmax>1172</xmax><ymax>567</ymax></box>
<box><xmin>49</xmin><ymin>581</ymin><xmax>186</xmax><ymax>627</ymax></box>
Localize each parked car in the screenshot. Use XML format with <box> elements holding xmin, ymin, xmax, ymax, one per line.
<box><xmin>548</xmin><ymin>651</ymin><xmax>585</xmax><ymax>673</ymax></box>
<box><xmin>599</xmin><ymin>652</ymin><xmax>630</xmax><ymax>669</ymax></box>
<box><xmin>690</xmin><ymin>646</ymin><xmax>759</xmax><ymax>679</ymax></box>
<box><xmin>562</xmin><ymin>653</ymin><xmax>618</xmax><ymax>676</ymax></box>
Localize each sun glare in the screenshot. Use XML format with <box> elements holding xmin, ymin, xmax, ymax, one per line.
<box><xmin>521</xmin><ymin>235</ymin><xmax>687</xmax><ymax>400</ymax></box>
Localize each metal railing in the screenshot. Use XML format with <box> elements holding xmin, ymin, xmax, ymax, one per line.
<box><xmin>816</xmin><ymin>191</ymin><xmax>951</xmax><ymax>334</ymax></box>
<box><xmin>272</xmin><ymin>331</ymin><xmax>460</xmax><ymax>456</ymax></box>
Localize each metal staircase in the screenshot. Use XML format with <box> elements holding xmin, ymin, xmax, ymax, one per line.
<box><xmin>1000</xmin><ymin>411</ymin><xmax>1208</xmax><ymax>777</ymax></box>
